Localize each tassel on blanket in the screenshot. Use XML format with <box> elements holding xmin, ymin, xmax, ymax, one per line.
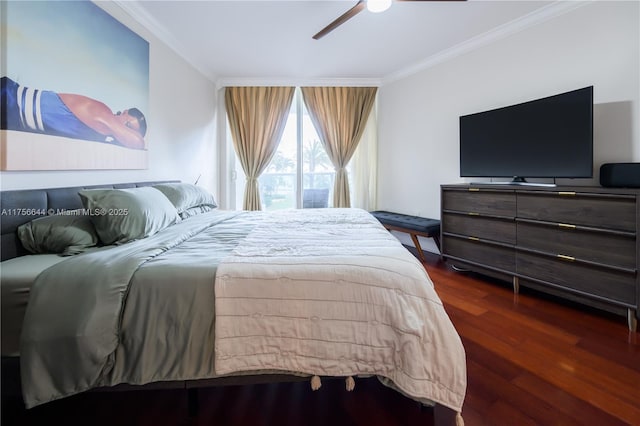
<box><xmin>345</xmin><ymin>376</ymin><xmax>355</xmax><ymax>391</ymax></box>
<box><xmin>456</xmin><ymin>412</ymin><xmax>464</xmax><ymax>426</ymax></box>
<box><xmin>310</xmin><ymin>375</ymin><xmax>322</xmax><ymax>391</ymax></box>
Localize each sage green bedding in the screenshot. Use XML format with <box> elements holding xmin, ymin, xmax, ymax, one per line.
<box><xmin>17</xmin><ymin>211</ymin><xmax>100</xmax><ymax>256</ymax></box>
<box><xmin>1</xmin><ymin>254</ymin><xmax>69</xmax><ymax>356</ymax></box>
<box><xmin>20</xmin><ymin>210</ymin><xmax>248</xmax><ymax>408</ymax></box>
<box><xmin>19</xmin><ymin>208</ymin><xmax>466</xmax><ymax>413</ymax></box>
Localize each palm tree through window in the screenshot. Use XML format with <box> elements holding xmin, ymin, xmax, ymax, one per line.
<box><xmin>258</xmin><ymin>89</ymin><xmax>334</xmax><ymax>210</ymax></box>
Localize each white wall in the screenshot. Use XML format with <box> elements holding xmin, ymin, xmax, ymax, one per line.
<box><xmin>377</xmin><ymin>1</ymin><xmax>639</xmax><ymax>222</ymax></box>
<box><xmin>0</xmin><ymin>2</ymin><xmax>219</xmax><ymax>196</ymax></box>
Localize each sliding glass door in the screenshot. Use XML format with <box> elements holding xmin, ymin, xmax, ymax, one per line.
<box><xmin>257</xmin><ymin>89</ymin><xmax>334</xmax><ymax>210</ymax></box>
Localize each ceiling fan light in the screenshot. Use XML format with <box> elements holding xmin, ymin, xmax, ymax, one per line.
<box><xmin>367</xmin><ymin>0</ymin><xmax>392</xmax><ymax>13</ymax></box>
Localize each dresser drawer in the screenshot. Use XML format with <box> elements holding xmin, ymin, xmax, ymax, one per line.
<box><xmin>443</xmin><ymin>213</ymin><xmax>516</xmax><ymax>244</ymax></box>
<box><xmin>443</xmin><ymin>236</ymin><xmax>515</xmax><ymax>273</ymax></box>
<box><xmin>517</xmin><ymin>222</ymin><xmax>637</xmax><ymax>270</ymax></box>
<box><xmin>517</xmin><ymin>252</ymin><xmax>636</xmax><ymax>305</ymax></box>
<box><xmin>517</xmin><ymin>192</ymin><xmax>637</xmax><ymax>232</ymax></box>
<box><xmin>442</xmin><ymin>189</ymin><xmax>515</xmax><ymax>217</ymax></box>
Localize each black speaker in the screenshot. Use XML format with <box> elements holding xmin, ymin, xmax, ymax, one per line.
<box><xmin>600</xmin><ymin>163</ymin><xmax>640</xmax><ymax>188</ymax></box>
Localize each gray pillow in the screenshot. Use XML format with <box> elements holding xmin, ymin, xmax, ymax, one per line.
<box><xmin>79</xmin><ymin>187</ymin><xmax>180</xmax><ymax>245</ymax></box>
<box><xmin>17</xmin><ymin>210</ymin><xmax>99</xmax><ymax>256</ymax></box>
<box><xmin>153</xmin><ymin>183</ymin><xmax>217</xmax><ymax>218</ymax></box>
<box><xmin>178</xmin><ymin>204</ymin><xmax>216</xmax><ymax>219</ymax></box>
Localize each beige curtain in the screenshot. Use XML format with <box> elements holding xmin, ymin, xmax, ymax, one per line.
<box><xmin>350</xmin><ymin>101</ymin><xmax>378</xmax><ymax>211</ymax></box>
<box><xmin>225</xmin><ymin>86</ymin><xmax>295</xmax><ymax>210</ymax></box>
<box><xmin>301</xmin><ymin>87</ymin><xmax>377</xmax><ymax>208</ymax></box>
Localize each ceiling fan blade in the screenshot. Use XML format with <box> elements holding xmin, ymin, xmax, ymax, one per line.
<box><xmin>312</xmin><ymin>1</ymin><xmax>366</xmax><ymax>40</ymax></box>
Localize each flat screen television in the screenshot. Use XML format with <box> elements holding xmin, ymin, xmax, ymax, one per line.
<box><xmin>459</xmin><ymin>86</ymin><xmax>593</xmax><ymax>184</ymax></box>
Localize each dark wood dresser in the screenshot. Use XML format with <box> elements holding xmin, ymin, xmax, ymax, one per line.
<box><xmin>440</xmin><ymin>184</ymin><xmax>639</xmax><ymax>331</ymax></box>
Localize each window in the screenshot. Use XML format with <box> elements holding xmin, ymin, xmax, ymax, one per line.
<box><xmin>229</xmin><ymin>88</ymin><xmax>375</xmax><ymax>211</ymax></box>
<box><xmin>234</xmin><ymin>89</ymin><xmax>335</xmax><ymax>210</ymax></box>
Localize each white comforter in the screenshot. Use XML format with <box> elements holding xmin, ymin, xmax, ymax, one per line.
<box><xmin>214</xmin><ymin>208</ymin><xmax>466</xmax><ymax>412</ymax></box>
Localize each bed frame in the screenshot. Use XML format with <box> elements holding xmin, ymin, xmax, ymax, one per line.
<box><xmin>0</xmin><ymin>181</ymin><xmax>458</xmax><ymax>425</ymax></box>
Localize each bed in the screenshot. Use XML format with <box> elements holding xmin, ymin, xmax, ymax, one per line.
<box><xmin>0</xmin><ymin>181</ymin><xmax>466</xmax><ymax>425</ymax></box>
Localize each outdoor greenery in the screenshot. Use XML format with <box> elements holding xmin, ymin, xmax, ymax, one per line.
<box><xmin>260</xmin><ymin>138</ymin><xmax>334</xmax><ymax>209</ymax></box>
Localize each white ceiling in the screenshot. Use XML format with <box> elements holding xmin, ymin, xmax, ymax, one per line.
<box><xmin>116</xmin><ymin>0</ymin><xmax>580</xmax><ymax>86</ymax></box>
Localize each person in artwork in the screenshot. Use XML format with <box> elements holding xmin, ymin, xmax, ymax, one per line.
<box><xmin>0</xmin><ymin>76</ymin><xmax>147</xmax><ymax>150</ymax></box>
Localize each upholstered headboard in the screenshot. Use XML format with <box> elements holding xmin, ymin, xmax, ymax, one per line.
<box><xmin>0</xmin><ymin>180</ymin><xmax>178</xmax><ymax>261</ymax></box>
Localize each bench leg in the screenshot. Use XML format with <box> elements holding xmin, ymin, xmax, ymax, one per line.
<box><xmin>410</xmin><ymin>233</ymin><xmax>426</xmax><ymax>263</ymax></box>
<box><xmin>432</xmin><ymin>234</ymin><xmax>441</xmax><ymax>252</ymax></box>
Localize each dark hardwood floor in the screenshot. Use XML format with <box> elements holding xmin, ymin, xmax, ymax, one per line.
<box><xmin>425</xmin><ymin>253</ymin><xmax>640</xmax><ymax>426</ymax></box>
<box><xmin>2</xmin><ymin>250</ymin><xmax>638</xmax><ymax>426</ymax></box>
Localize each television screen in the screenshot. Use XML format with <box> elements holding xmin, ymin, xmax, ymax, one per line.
<box><xmin>459</xmin><ymin>86</ymin><xmax>593</xmax><ymax>181</ymax></box>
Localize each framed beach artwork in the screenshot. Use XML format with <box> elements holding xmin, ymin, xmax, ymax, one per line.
<box><xmin>0</xmin><ymin>1</ymin><xmax>149</xmax><ymax>170</ymax></box>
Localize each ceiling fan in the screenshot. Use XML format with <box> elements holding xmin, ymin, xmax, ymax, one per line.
<box><xmin>313</xmin><ymin>0</ymin><xmax>466</xmax><ymax>40</ymax></box>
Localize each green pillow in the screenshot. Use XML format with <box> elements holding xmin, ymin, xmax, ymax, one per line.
<box><xmin>18</xmin><ymin>211</ymin><xmax>99</xmax><ymax>256</ymax></box>
<box><xmin>178</xmin><ymin>204</ymin><xmax>216</xmax><ymax>219</ymax></box>
<box><xmin>153</xmin><ymin>183</ymin><xmax>217</xmax><ymax>218</ymax></box>
<box><xmin>79</xmin><ymin>187</ymin><xmax>180</xmax><ymax>245</ymax></box>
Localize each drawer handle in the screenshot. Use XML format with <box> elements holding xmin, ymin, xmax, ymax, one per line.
<box><xmin>557</xmin><ymin>254</ymin><xmax>576</xmax><ymax>261</ymax></box>
<box><xmin>558</xmin><ymin>223</ymin><xmax>576</xmax><ymax>229</ymax></box>
<box><xmin>468</xmin><ymin>236</ymin><xmax>480</xmax><ymax>241</ymax></box>
<box><xmin>557</xmin><ymin>191</ymin><xmax>576</xmax><ymax>196</ymax></box>
<box><xmin>468</xmin><ymin>188</ymin><xmax>480</xmax><ymax>192</ymax></box>
<box><xmin>468</xmin><ymin>212</ymin><xmax>480</xmax><ymax>216</ymax></box>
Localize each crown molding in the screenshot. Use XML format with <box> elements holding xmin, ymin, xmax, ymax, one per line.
<box><xmin>112</xmin><ymin>0</ymin><xmax>218</xmax><ymax>84</ymax></box>
<box><xmin>112</xmin><ymin>1</ymin><xmax>380</xmax><ymax>88</ymax></box>
<box><xmin>215</xmin><ymin>77</ymin><xmax>382</xmax><ymax>90</ymax></box>
<box><xmin>382</xmin><ymin>1</ymin><xmax>591</xmax><ymax>85</ymax></box>
<box><xmin>112</xmin><ymin>0</ymin><xmax>589</xmax><ymax>89</ymax></box>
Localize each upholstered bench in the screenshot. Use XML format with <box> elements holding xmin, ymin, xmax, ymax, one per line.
<box><xmin>370</xmin><ymin>211</ymin><xmax>441</xmax><ymax>262</ymax></box>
